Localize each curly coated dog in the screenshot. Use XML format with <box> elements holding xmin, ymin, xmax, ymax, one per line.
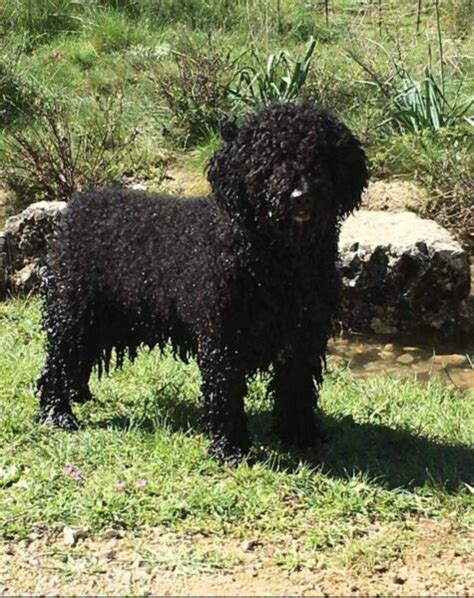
<box><xmin>38</xmin><ymin>103</ymin><xmax>368</xmax><ymax>464</ymax></box>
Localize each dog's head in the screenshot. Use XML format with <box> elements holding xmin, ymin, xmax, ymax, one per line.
<box><xmin>208</xmin><ymin>103</ymin><xmax>368</xmax><ymax>237</ymax></box>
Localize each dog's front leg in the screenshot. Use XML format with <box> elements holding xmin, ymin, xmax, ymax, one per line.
<box><xmin>199</xmin><ymin>344</ymin><xmax>250</xmax><ymax>465</ymax></box>
<box><xmin>271</xmin><ymin>350</ymin><xmax>323</xmax><ymax>449</ymax></box>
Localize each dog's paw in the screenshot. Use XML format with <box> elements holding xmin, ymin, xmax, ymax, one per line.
<box><xmin>73</xmin><ymin>388</ymin><xmax>95</xmax><ymax>404</ymax></box>
<box><xmin>209</xmin><ymin>437</ymin><xmax>250</xmax><ymax>467</ymax></box>
<box><xmin>37</xmin><ymin>409</ymin><xmax>80</xmax><ymax>431</ymax></box>
<box><xmin>276</xmin><ymin>414</ymin><xmax>324</xmax><ymax>450</ymax></box>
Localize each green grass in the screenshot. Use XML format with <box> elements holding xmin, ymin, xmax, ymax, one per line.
<box><xmin>1</xmin><ymin>297</ymin><xmax>473</xmax><ymax>568</ymax></box>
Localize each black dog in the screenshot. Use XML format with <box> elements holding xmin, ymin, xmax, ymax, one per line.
<box><xmin>38</xmin><ymin>103</ymin><xmax>367</xmax><ymax>464</ymax></box>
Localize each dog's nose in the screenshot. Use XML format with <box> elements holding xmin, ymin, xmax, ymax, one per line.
<box><xmin>290</xmin><ymin>187</ymin><xmax>313</xmax><ymax>222</ymax></box>
<box><xmin>290</xmin><ymin>187</ymin><xmax>313</xmax><ymax>209</ymax></box>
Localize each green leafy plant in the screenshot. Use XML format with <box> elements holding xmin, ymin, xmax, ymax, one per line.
<box><xmin>229</xmin><ymin>37</ymin><xmax>316</xmax><ymax>109</ymax></box>
<box><xmin>351</xmin><ymin>47</ymin><xmax>473</xmax><ymax>134</ymax></box>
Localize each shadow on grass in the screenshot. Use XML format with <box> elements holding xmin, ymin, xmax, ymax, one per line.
<box><xmin>91</xmin><ymin>395</ymin><xmax>474</xmax><ymax>492</ymax></box>
<box><xmin>268</xmin><ymin>413</ymin><xmax>474</xmax><ymax>492</ymax></box>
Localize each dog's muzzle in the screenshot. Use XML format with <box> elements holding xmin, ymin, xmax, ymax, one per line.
<box><xmin>290</xmin><ymin>188</ymin><xmax>313</xmax><ymax>223</ymax></box>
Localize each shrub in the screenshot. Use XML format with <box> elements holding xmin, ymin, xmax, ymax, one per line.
<box><xmin>155</xmin><ymin>41</ymin><xmax>236</xmax><ymax>146</ymax></box>
<box><xmin>2</xmin><ymin>99</ymin><xmax>139</xmax><ymax>204</ymax></box>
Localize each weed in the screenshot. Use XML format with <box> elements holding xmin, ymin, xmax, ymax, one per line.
<box><xmin>350</xmin><ymin>46</ymin><xmax>473</xmax><ymax>134</ymax></box>
<box><xmin>0</xmin><ymin>54</ymin><xmax>37</xmax><ymax>127</ymax></box>
<box><xmin>349</xmin><ymin>0</ymin><xmax>473</xmax><ymax>134</ymax></box>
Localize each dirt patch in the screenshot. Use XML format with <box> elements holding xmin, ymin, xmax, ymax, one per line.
<box><xmin>1</xmin><ymin>521</ymin><xmax>472</xmax><ymax>596</ymax></box>
<box><xmin>361</xmin><ymin>179</ymin><xmax>428</xmax><ymax>213</ymax></box>
<box><xmin>161</xmin><ymin>167</ymin><xmax>210</xmax><ymax>198</ymax></box>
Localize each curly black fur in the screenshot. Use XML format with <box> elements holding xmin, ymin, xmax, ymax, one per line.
<box><xmin>37</xmin><ymin>103</ymin><xmax>368</xmax><ymax>464</ymax></box>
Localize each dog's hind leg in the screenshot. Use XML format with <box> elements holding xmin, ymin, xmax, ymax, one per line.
<box><xmin>37</xmin><ymin>286</ymin><xmax>96</xmax><ymax>429</ymax></box>
<box><xmin>198</xmin><ymin>344</ymin><xmax>250</xmax><ymax>465</ymax></box>
<box><xmin>271</xmin><ymin>349</ymin><xmax>323</xmax><ymax>449</ymax></box>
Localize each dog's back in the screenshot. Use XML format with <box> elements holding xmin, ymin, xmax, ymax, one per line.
<box><xmin>44</xmin><ymin>188</ymin><xmax>237</xmax><ymax>365</ymax></box>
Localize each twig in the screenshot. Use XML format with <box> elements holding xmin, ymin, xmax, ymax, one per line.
<box><xmin>416</xmin><ymin>0</ymin><xmax>422</xmax><ymax>34</ymax></box>
<box><xmin>276</xmin><ymin>0</ymin><xmax>283</xmax><ymax>36</ymax></box>
<box><xmin>443</xmin><ymin>367</ymin><xmax>461</xmax><ymax>391</ymax></box>
<box><xmin>378</xmin><ymin>0</ymin><xmax>383</xmax><ymax>36</ymax></box>
<box><xmin>434</xmin><ymin>0</ymin><xmax>445</xmax><ymax>93</ymax></box>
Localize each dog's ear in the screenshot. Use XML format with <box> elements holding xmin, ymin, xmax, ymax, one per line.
<box><xmin>218</xmin><ymin>118</ymin><xmax>239</xmax><ymax>143</ymax></box>
<box><xmin>207</xmin><ymin>138</ymin><xmax>250</xmax><ymax>221</ymax></box>
<box><xmin>328</xmin><ymin>124</ymin><xmax>369</xmax><ymax>217</ymax></box>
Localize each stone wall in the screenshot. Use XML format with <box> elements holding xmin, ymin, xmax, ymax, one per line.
<box><xmin>1</xmin><ymin>201</ymin><xmax>66</xmax><ymax>295</ymax></box>
<box><xmin>338</xmin><ymin>211</ymin><xmax>471</xmax><ymax>336</ymax></box>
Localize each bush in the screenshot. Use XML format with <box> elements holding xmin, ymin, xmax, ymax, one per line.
<box><xmin>2</xmin><ymin>98</ymin><xmax>140</xmax><ymax>204</ymax></box>
<box><xmin>155</xmin><ymin>40</ymin><xmax>236</xmax><ymax>146</ymax></box>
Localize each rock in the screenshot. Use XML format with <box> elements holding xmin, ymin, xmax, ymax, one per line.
<box><xmin>374</xmin><ymin>563</ymin><xmax>389</xmax><ymax>573</ymax></box>
<box><xmin>1</xmin><ymin>200</ymin><xmax>66</xmax><ymax>296</ymax></box>
<box><xmin>63</xmin><ymin>526</ymin><xmax>89</xmax><ymax>547</ymax></box>
<box><xmin>393</xmin><ymin>573</ymin><xmax>407</xmax><ymax>585</ymax></box>
<box><xmin>402</xmin><ymin>346</ymin><xmax>421</xmax><ymax>353</ymax></box>
<box><xmin>130</xmin><ymin>182</ymin><xmax>147</xmax><ymax>191</ymax></box>
<box><xmin>397</xmin><ymin>353</ymin><xmax>416</xmax><ymax>365</ymax></box>
<box><xmin>104</xmin><ymin>528</ymin><xmax>124</xmax><ymax>540</ymax></box>
<box><xmin>339</xmin><ymin>211</ymin><xmax>471</xmax><ymax>336</ymax></box>
<box><xmin>431</xmin><ymin>354</ymin><xmax>467</xmax><ymax>367</ymax></box>
<box><xmin>243</xmin><ymin>539</ymin><xmax>262</xmax><ymax>552</ymax></box>
<box><xmin>447</xmin><ymin>370</ymin><xmax>474</xmax><ymax>391</ymax></box>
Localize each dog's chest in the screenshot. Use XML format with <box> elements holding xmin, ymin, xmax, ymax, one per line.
<box><xmin>235</xmin><ymin>261</ymin><xmax>338</xmax><ymax>365</ymax></box>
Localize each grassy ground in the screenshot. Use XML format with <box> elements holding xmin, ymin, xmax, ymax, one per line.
<box><xmin>1</xmin><ymin>297</ymin><xmax>473</xmax><ymax>593</ymax></box>
<box><xmin>0</xmin><ymin>1</ymin><xmax>472</xmax><ymax>243</ymax></box>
